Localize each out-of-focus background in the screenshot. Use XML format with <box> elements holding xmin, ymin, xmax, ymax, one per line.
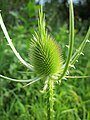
<box><xmin>0</xmin><ymin>0</ymin><xmax>90</xmax><ymax>120</ymax></box>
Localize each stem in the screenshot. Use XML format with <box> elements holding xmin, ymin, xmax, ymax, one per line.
<box><xmin>0</xmin><ymin>13</ymin><xmax>33</xmax><ymax>70</ymax></box>
<box><xmin>47</xmin><ymin>78</ymin><xmax>54</xmax><ymax>120</ymax></box>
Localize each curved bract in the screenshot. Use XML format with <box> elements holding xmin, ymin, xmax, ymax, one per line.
<box><xmin>0</xmin><ymin>13</ymin><xmax>33</xmax><ymax>70</ymax></box>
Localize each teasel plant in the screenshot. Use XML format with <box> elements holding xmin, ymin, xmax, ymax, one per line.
<box><xmin>0</xmin><ymin>0</ymin><xmax>90</xmax><ymax>119</ymax></box>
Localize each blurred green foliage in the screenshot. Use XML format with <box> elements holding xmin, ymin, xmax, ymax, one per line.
<box><xmin>0</xmin><ymin>0</ymin><xmax>90</xmax><ymax>120</ymax></box>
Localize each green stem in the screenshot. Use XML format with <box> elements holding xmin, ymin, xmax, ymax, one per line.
<box><xmin>47</xmin><ymin>78</ymin><xmax>54</xmax><ymax>120</ymax></box>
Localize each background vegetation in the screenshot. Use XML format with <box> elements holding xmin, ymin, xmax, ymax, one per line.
<box><xmin>0</xmin><ymin>0</ymin><xmax>90</xmax><ymax>120</ymax></box>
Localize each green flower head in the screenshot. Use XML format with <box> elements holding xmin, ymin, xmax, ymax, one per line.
<box><xmin>29</xmin><ymin>8</ymin><xmax>63</xmax><ymax>77</ymax></box>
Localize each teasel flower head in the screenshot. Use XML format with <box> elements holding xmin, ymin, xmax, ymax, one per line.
<box><xmin>29</xmin><ymin>7</ymin><xmax>63</xmax><ymax>78</ymax></box>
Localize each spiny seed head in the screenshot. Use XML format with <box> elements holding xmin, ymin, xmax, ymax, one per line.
<box><xmin>29</xmin><ymin>33</ymin><xmax>63</xmax><ymax>77</ymax></box>
<box><xmin>29</xmin><ymin>7</ymin><xmax>63</xmax><ymax>77</ymax></box>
